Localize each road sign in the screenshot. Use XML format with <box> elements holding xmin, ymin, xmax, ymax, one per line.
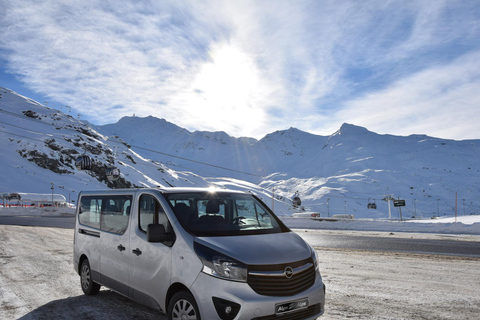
<box><xmin>393</xmin><ymin>199</ymin><xmax>406</xmax><ymax>207</ymax></box>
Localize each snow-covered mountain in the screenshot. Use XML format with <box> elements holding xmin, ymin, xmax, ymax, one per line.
<box><xmin>1</xmin><ymin>86</ymin><xmax>479</xmax><ymax>218</ymax></box>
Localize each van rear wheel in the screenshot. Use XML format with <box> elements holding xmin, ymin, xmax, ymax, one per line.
<box><xmin>80</xmin><ymin>259</ymin><xmax>100</xmax><ymax>295</ymax></box>
<box><xmin>168</xmin><ymin>291</ymin><xmax>201</xmax><ymax>320</ymax></box>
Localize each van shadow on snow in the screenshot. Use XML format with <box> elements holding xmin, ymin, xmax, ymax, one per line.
<box><xmin>18</xmin><ymin>290</ymin><xmax>164</xmax><ymax>320</ymax></box>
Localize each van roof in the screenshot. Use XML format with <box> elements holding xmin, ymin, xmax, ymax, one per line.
<box><xmin>79</xmin><ymin>187</ymin><xmax>249</xmax><ymax>195</ymax></box>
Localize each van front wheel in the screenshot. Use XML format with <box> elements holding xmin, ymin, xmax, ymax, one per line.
<box><xmin>80</xmin><ymin>259</ymin><xmax>100</xmax><ymax>295</ymax></box>
<box><xmin>168</xmin><ymin>291</ymin><xmax>201</xmax><ymax>320</ymax></box>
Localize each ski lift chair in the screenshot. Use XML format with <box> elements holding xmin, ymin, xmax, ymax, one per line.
<box><xmin>75</xmin><ymin>155</ymin><xmax>92</xmax><ymax>170</ymax></box>
<box><xmin>106</xmin><ymin>167</ymin><xmax>121</xmax><ymax>182</ymax></box>
<box><xmin>292</xmin><ymin>196</ymin><xmax>302</xmax><ymax>207</ymax></box>
<box><xmin>367</xmin><ymin>200</ymin><xmax>377</xmax><ymax>209</ymax></box>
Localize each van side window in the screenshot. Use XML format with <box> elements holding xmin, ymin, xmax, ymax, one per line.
<box><xmin>79</xmin><ymin>197</ymin><xmax>102</xmax><ymax>229</ymax></box>
<box><xmin>78</xmin><ymin>195</ymin><xmax>132</xmax><ymax>234</ymax></box>
<box><xmin>139</xmin><ymin>194</ymin><xmax>170</xmax><ymax>234</ymax></box>
<box><xmin>102</xmin><ymin>196</ymin><xmax>132</xmax><ymax>234</ymax></box>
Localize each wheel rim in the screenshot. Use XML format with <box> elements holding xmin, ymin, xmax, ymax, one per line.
<box><xmin>81</xmin><ymin>263</ymin><xmax>91</xmax><ymax>290</ymax></box>
<box><xmin>172</xmin><ymin>299</ymin><xmax>197</xmax><ymax>320</ymax></box>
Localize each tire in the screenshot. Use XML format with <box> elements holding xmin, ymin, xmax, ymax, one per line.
<box><xmin>168</xmin><ymin>291</ymin><xmax>201</xmax><ymax>320</ymax></box>
<box><xmin>80</xmin><ymin>259</ymin><xmax>101</xmax><ymax>295</ymax></box>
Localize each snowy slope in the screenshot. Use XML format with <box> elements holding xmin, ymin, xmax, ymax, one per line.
<box><xmin>99</xmin><ymin>115</ymin><xmax>480</xmax><ymax>218</ymax></box>
<box><xmin>1</xmin><ymin>86</ymin><xmax>479</xmax><ymax>218</ymax></box>
<box><xmin>0</xmin><ymin>87</ymin><xmax>280</xmax><ymax>212</ymax></box>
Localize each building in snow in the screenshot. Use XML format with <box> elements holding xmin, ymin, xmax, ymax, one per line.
<box><xmin>0</xmin><ymin>192</ymin><xmax>70</xmax><ymax>207</ymax></box>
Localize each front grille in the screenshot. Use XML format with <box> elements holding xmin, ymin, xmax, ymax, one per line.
<box><xmin>252</xmin><ymin>303</ymin><xmax>321</xmax><ymax>320</ymax></box>
<box><xmin>247</xmin><ymin>258</ymin><xmax>316</xmax><ymax>297</ymax></box>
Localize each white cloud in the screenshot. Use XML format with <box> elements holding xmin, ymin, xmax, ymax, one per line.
<box><xmin>0</xmin><ymin>0</ymin><xmax>479</xmax><ymax>139</ymax></box>
<box><xmin>333</xmin><ymin>51</ymin><xmax>480</xmax><ymax>140</ymax></box>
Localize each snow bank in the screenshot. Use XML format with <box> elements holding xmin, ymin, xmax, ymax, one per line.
<box><xmin>282</xmin><ymin>215</ymin><xmax>480</xmax><ymax>235</ymax></box>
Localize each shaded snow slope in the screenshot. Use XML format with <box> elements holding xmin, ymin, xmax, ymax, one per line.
<box><xmin>0</xmin><ymin>87</ymin><xmax>283</xmax><ymax>212</ymax></box>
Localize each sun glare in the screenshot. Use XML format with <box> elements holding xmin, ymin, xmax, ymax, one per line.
<box><xmin>188</xmin><ymin>43</ymin><xmax>265</xmax><ymax>133</ymax></box>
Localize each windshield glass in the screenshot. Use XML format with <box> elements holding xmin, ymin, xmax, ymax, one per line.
<box><xmin>163</xmin><ymin>191</ymin><xmax>289</xmax><ymax>237</ymax></box>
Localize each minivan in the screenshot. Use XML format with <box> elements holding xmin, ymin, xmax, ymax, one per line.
<box><xmin>73</xmin><ymin>187</ymin><xmax>326</xmax><ymax>319</ymax></box>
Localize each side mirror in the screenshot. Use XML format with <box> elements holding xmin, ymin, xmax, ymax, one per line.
<box><xmin>147</xmin><ymin>224</ymin><xmax>172</xmax><ymax>243</ymax></box>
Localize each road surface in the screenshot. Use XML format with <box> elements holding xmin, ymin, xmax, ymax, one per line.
<box><xmin>1</xmin><ymin>215</ymin><xmax>479</xmax><ymax>257</ymax></box>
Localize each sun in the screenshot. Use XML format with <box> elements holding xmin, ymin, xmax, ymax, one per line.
<box><xmin>199</xmin><ymin>43</ymin><xmax>259</xmax><ymax>101</ymax></box>
<box><xmin>188</xmin><ymin>42</ymin><xmax>265</xmax><ymax>132</ymax></box>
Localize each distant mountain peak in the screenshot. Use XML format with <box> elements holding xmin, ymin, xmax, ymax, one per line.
<box><xmin>338</xmin><ymin>123</ymin><xmax>370</xmax><ymax>134</ymax></box>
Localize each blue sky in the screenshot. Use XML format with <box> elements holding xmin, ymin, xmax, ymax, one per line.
<box><xmin>1</xmin><ymin>0</ymin><xmax>479</xmax><ymax>140</ymax></box>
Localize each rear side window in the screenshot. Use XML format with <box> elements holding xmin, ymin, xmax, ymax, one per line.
<box><xmin>79</xmin><ymin>197</ymin><xmax>102</xmax><ymax>229</ymax></box>
<box><xmin>79</xmin><ymin>195</ymin><xmax>132</xmax><ymax>234</ymax></box>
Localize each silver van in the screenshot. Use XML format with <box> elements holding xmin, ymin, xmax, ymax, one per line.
<box><xmin>73</xmin><ymin>187</ymin><xmax>326</xmax><ymax>319</ymax></box>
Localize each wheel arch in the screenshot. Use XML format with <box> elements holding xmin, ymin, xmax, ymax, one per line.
<box><xmin>166</xmin><ymin>282</ymin><xmax>192</xmax><ymax>309</ymax></box>
<box><xmin>77</xmin><ymin>254</ymin><xmax>88</xmax><ymax>274</ymax></box>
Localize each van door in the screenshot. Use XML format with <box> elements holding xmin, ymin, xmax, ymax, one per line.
<box><xmin>98</xmin><ymin>195</ymin><xmax>133</xmax><ymax>297</ymax></box>
<box><xmin>129</xmin><ymin>193</ymin><xmax>174</xmax><ymax>310</ymax></box>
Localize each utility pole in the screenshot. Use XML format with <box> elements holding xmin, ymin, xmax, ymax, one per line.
<box><xmin>51</xmin><ymin>183</ymin><xmax>54</xmax><ymax>207</ymax></box>
<box><xmin>398</xmin><ymin>197</ymin><xmax>403</xmax><ymax>221</ymax></box>
<box><xmin>327</xmin><ymin>198</ymin><xmax>330</xmax><ymax>218</ymax></box>
<box><xmin>272</xmin><ymin>187</ymin><xmax>274</xmax><ymax>212</ymax></box>
<box><xmin>455</xmin><ymin>192</ymin><xmax>458</xmax><ymax>223</ymax></box>
<box><xmin>437</xmin><ymin>199</ymin><xmax>440</xmax><ymax>217</ymax></box>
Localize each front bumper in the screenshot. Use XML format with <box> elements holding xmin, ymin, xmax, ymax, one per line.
<box><xmin>190</xmin><ymin>272</ymin><xmax>325</xmax><ymax>320</ymax></box>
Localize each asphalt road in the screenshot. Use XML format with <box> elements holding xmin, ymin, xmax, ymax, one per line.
<box><xmin>1</xmin><ymin>215</ymin><xmax>479</xmax><ymax>258</ymax></box>
<box><xmin>0</xmin><ymin>215</ymin><xmax>76</xmax><ymax>229</ymax></box>
<box><xmin>298</xmin><ymin>231</ymin><xmax>480</xmax><ymax>258</ymax></box>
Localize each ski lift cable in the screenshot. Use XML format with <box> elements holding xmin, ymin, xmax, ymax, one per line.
<box><xmin>2</xmin><ymin>127</ymin><xmax>478</xmax><ymax>203</ymax></box>
<box><xmin>1</xmin><ymin>133</ymin><xmax>271</xmax><ymax>200</ymax></box>
<box><xmin>0</xmin><ymin>111</ymin><xmax>266</xmax><ymax>179</ymax></box>
<box><xmin>130</xmin><ymin>145</ymin><xmax>265</xmax><ymax>178</ymax></box>
<box><xmin>0</xmin><ymin>123</ymin><xmax>280</xmax><ymax>198</ymax></box>
<box><xmin>0</xmin><ymin>128</ymin><xmax>49</xmax><ymax>144</ymax></box>
<box><xmin>2</xmin><ymin>112</ymin><xmax>478</xmax><ymax>203</ymax></box>
<box><xmin>0</xmin><ymin>120</ymin><xmax>56</xmax><ymax>138</ymax></box>
<box><xmin>0</xmin><ymin>125</ymin><xmax>256</xmax><ymax>181</ymax></box>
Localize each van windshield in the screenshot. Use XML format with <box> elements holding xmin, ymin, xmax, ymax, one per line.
<box><xmin>163</xmin><ymin>191</ymin><xmax>289</xmax><ymax>237</ymax></box>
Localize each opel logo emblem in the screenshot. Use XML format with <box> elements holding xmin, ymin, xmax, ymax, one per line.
<box><xmin>284</xmin><ymin>266</ymin><xmax>294</xmax><ymax>279</ymax></box>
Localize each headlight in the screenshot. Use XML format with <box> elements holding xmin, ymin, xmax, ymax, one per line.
<box><xmin>310</xmin><ymin>245</ymin><xmax>321</xmax><ymax>278</ymax></box>
<box><xmin>194</xmin><ymin>242</ymin><xmax>247</xmax><ymax>282</ymax></box>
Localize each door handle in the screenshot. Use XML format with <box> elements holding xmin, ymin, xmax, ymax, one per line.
<box><xmin>117</xmin><ymin>244</ymin><xmax>126</xmax><ymax>252</ymax></box>
<box><xmin>132</xmin><ymin>248</ymin><xmax>142</xmax><ymax>256</ymax></box>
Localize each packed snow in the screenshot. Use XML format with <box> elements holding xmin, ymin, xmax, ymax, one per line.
<box><xmin>282</xmin><ymin>215</ymin><xmax>480</xmax><ymax>235</ymax></box>
<box><xmin>1</xmin><ymin>225</ymin><xmax>479</xmax><ymax>320</ymax></box>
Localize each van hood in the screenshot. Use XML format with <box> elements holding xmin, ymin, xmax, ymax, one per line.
<box><xmin>195</xmin><ymin>232</ymin><xmax>311</xmax><ymax>265</ymax></box>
